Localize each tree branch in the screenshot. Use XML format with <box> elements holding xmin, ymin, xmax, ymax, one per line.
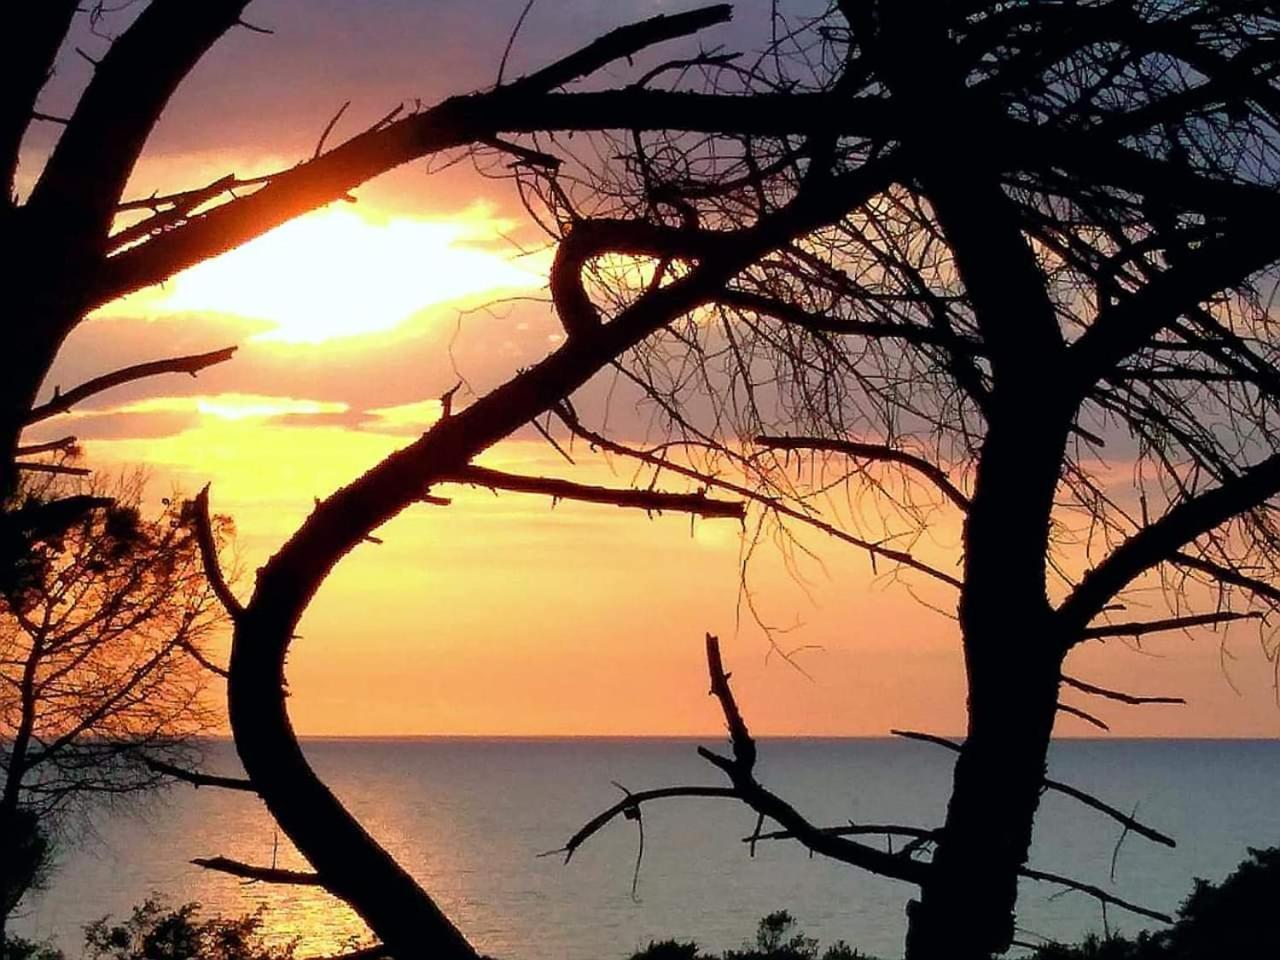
<box><xmin>1082</xmin><ymin>611</ymin><xmax>1261</xmax><ymax>640</ymax></box>
<box><xmin>28</xmin><ymin>0</ymin><xmax>252</xmax><ymax>248</ymax></box>
<box><xmin>1020</xmin><ymin>867</ymin><xmax>1172</xmax><ymax>924</ymax></box>
<box><xmin>1060</xmin><ymin>453</ymin><xmax>1280</xmax><ymax>631</ymax></box>
<box><xmin>552</xmin><ymin>403</ymin><xmax>962</xmax><ymax>588</ymax></box>
<box><xmin>143</xmin><ymin>756</ymin><xmax>255</xmax><ymax>792</ymax></box>
<box><xmin>755</xmin><ymin>435</ymin><xmax>970</xmax><ymax>509</ymax></box>
<box><xmin>15</xmin><ymin>437</ymin><xmax>78</xmax><ymax>457</ymax></box>
<box><xmin>1060</xmin><ymin>674</ymin><xmax>1185</xmax><ymax>707</ymax></box>
<box><xmin>25</xmin><ymin>347</ymin><xmax>238</xmax><ymax>424</ymax></box>
<box><xmin>189</xmin><ymin>485</ymin><xmax>243</xmax><ymax>620</ymax></box>
<box><xmin>697</xmin><ymin>636</ymin><xmax>929</xmax><ymax>883</ymax></box>
<box><xmin>14</xmin><ymin>461</ymin><xmax>90</xmax><ymax>477</ymax></box>
<box><xmin>439</xmin><ymin>465</ymin><xmax>745</xmax><ymax>518</ymax></box>
<box><xmin>1057</xmin><ymin>702</ymin><xmax>1110</xmax><ymax>731</ymax></box>
<box><xmin>191</xmin><ymin>856</ymin><xmax>322</xmax><ymax>885</ymax></box>
<box><xmin>550</xmin><ymin>786</ymin><xmax>739</xmax><ymax>862</ymax></box>
<box><xmin>890</xmin><ymin>730</ymin><xmax>1175</xmax><ymax>848</ymax></box>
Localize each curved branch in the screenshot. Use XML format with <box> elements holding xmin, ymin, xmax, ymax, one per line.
<box><xmin>190</xmin><ymin>485</ymin><xmax>243</xmax><ymax>620</ymax></box>
<box><xmin>1060</xmin><ymin>453</ymin><xmax>1280</xmax><ymax>632</ymax></box>
<box><xmin>25</xmin><ymin>347</ymin><xmax>238</xmax><ymax>424</ymax></box>
<box><xmin>756</xmin><ymin>435</ymin><xmax>970</xmax><ymax>510</ymax></box>
<box><xmin>552</xmin><ymin>785</ymin><xmax>739</xmax><ymax>862</ymax></box>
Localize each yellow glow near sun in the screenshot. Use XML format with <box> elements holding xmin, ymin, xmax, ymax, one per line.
<box><xmin>131</xmin><ymin>206</ymin><xmax>545</xmax><ymax>343</ymax></box>
<box><xmin>107</xmin><ymin>393</ymin><xmax>349</xmax><ymax>420</ymax></box>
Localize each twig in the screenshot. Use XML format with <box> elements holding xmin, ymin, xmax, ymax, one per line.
<box><xmin>314</xmin><ymin>101</ymin><xmax>352</xmax><ymax>160</ymax></box>
<box><xmin>1057</xmin><ymin>702</ymin><xmax>1111</xmax><ymax>731</ymax></box>
<box><xmin>1060</xmin><ymin>674</ymin><xmax>1186</xmax><ymax>706</ymax></box>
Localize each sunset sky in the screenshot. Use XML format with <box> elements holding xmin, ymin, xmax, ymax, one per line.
<box><xmin>18</xmin><ymin>0</ymin><xmax>1280</xmax><ymax>737</ymax></box>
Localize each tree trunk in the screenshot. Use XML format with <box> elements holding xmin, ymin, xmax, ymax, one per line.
<box><xmin>905</xmin><ymin>643</ymin><xmax>1063</xmax><ymax>959</ymax></box>
<box><xmin>229</xmin><ymin>601</ymin><xmax>479</xmax><ymax>960</ymax></box>
<box><xmin>905</xmin><ymin>406</ymin><xmax>1072</xmax><ymax>959</ymax></box>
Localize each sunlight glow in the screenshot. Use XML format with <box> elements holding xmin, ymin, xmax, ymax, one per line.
<box><xmin>136</xmin><ymin>206</ymin><xmax>545</xmax><ymax>343</ymax></box>
<box><xmin>116</xmin><ymin>393</ymin><xmax>349</xmax><ymax>420</ymax></box>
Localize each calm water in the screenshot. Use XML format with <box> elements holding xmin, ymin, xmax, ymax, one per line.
<box><xmin>12</xmin><ymin>738</ymin><xmax>1279</xmax><ymax>959</ymax></box>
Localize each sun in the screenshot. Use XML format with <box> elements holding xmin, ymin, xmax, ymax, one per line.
<box><xmin>124</xmin><ymin>205</ymin><xmax>546</xmax><ymax>343</ymax></box>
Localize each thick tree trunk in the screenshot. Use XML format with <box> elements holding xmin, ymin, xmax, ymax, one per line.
<box><xmin>905</xmin><ymin>644</ymin><xmax>1063</xmax><ymax>958</ymax></box>
<box><xmin>229</xmin><ymin>600</ymin><xmax>479</xmax><ymax>960</ymax></box>
<box><xmin>905</xmin><ymin>407</ymin><xmax>1072</xmax><ymax>959</ymax></box>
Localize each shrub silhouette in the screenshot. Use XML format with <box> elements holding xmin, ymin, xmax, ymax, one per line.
<box><xmin>1027</xmin><ymin>847</ymin><xmax>1280</xmax><ymax>959</ymax></box>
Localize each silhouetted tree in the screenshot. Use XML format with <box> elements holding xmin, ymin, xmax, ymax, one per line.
<box><xmin>179</xmin><ymin>3</ymin><xmax>1280</xmax><ymax>960</ymax></box>
<box><xmin>526</xmin><ymin>3</ymin><xmax>1280</xmax><ymax>957</ymax></box>
<box><xmin>0</xmin><ymin>0</ymin><xmax>790</xmax><ymax>559</ymax></box>
<box><xmin>0</xmin><ymin>473</ymin><xmax>229</xmax><ymax>938</ymax></box>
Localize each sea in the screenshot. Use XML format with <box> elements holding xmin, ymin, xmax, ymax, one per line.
<box><xmin>11</xmin><ymin>738</ymin><xmax>1279</xmax><ymax>960</ymax></box>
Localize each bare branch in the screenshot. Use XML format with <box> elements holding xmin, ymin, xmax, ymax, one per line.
<box><xmin>25</xmin><ymin>347</ymin><xmax>238</xmax><ymax>424</ymax></box>
<box><xmin>190</xmin><ymin>485</ymin><xmax>243</xmax><ymax>620</ymax></box>
<box><xmin>891</xmin><ymin>730</ymin><xmax>1175</xmax><ymax>848</ymax></box>
<box><xmin>697</xmin><ymin>637</ymin><xmax>928</xmax><ymax>883</ymax></box>
<box><xmin>1061</xmin><ymin>453</ymin><xmax>1280</xmax><ymax>632</ymax></box>
<box><xmin>1057</xmin><ymin>702</ymin><xmax>1110</xmax><ymax>731</ymax></box>
<box><xmin>551</xmin><ymin>786</ymin><xmax>738</xmax><ymax>862</ymax></box>
<box><xmin>1020</xmin><ymin>867</ymin><xmax>1172</xmax><ymax>924</ymax></box>
<box><xmin>439</xmin><ymin>465</ymin><xmax>746</xmax><ymax>519</ymax></box>
<box><xmin>14</xmin><ymin>461</ymin><xmax>91</xmax><ymax>477</ymax></box>
<box><xmin>15</xmin><ymin>437</ymin><xmax>78</xmax><ymax>457</ymax></box>
<box><xmin>143</xmin><ymin>756</ymin><xmax>255</xmax><ymax>792</ymax></box>
<box><xmin>1060</xmin><ymin>674</ymin><xmax>1185</xmax><ymax>707</ymax></box>
<box><xmin>191</xmin><ymin>856</ymin><xmax>322</xmax><ymax>885</ymax></box>
<box><xmin>552</xmin><ymin>404</ymin><xmax>962</xmax><ymax>588</ymax></box>
<box><xmin>503</xmin><ymin>5</ymin><xmax>732</xmax><ymax>95</ymax></box>
<box><xmin>1082</xmin><ymin>611</ymin><xmax>1261</xmax><ymax>640</ymax></box>
<box><xmin>756</xmin><ymin>435</ymin><xmax>971</xmax><ymax>510</ymax></box>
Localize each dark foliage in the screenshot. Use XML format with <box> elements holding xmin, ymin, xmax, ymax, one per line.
<box><xmin>1027</xmin><ymin>847</ymin><xmax>1280</xmax><ymax>959</ymax></box>
<box><xmin>629</xmin><ymin>911</ymin><xmax>870</xmax><ymax>960</ymax></box>
<box><xmin>2</xmin><ymin>898</ymin><xmax>295</xmax><ymax>960</ymax></box>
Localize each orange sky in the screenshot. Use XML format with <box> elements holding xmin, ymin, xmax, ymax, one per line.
<box><xmin>17</xmin><ymin>1</ymin><xmax>1280</xmax><ymax>737</ymax></box>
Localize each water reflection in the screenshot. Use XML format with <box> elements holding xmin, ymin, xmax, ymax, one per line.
<box><xmin>16</xmin><ymin>739</ymin><xmax>1280</xmax><ymax>960</ymax></box>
